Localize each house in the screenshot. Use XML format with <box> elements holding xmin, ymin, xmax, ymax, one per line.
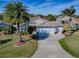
<box><xmin>19</xmin><ymin>22</ymin><xmax>29</xmax><ymax>32</ymax></box>
<box><xmin>0</xmin><ymin>21</ymin><xmax>17</xmax><ymax>34</ymax></box>
<box><xmin>29</xmin><ymin>17</ymin><xmax>63</xmax><ymax>36</ymax></box>
<box><xmin>71</xmin><ymin>18</ymin><xmax>79</xmax><ymax>30</ymax></box>
<box><xmin>56</xmin><ymin>16</ymin><xmax>75</xmax><ymax>24</ymax></box>
<box><xmin>0</xmin><ymin>21</ymin><xmax>9</xmax><ymax>27</ymax></box>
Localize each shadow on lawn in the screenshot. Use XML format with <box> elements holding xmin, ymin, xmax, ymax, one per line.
<box><xmin>24</xmin><ymin>39</ymin><xmax>31</xmax><ymax>42</ymax></box>
<box><xmin>0</xmin><ymin>39</ymin><xmax>12</xmax><ymax>45</ymax></box>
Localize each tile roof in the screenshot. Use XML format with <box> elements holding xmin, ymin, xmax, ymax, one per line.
<box><xmin>72</xmin><ymin>18</ymin><xmax>79</xmax><ymax>24</ymax></box>
<box><xmin>57</xmin><ymin>16</ymin><xmax>75</xmax><ymax>21</ymax></box>
<box><xmin>29</xmin><ymin>17</ymin><xmax>63</xmax><ymax>27</ymax></box>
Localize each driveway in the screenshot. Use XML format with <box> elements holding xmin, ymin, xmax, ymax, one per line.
<box><xmin>32</xmin><ymin>33</ymin><xmax>73</xmax><ymax>58</ymax></box>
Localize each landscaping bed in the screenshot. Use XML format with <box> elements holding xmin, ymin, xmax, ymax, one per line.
<box><xmin>59</xmin><ymin>31</ymin><xmax>79</xmax><ymax>57</ymax></box>
<box><xmin>0</xmin><ymin>35</ymin><xmax>38</xmax><ymax>57</ymax></box>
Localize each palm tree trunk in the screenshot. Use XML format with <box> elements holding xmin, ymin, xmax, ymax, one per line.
<box><xmin>8</xmin><ymin>18</ymin><xmax>12</xmax><ymax>34</ymax></box>
<box><xmin>16</xmin><ymin>23</ymin><xmax>23</xmax><ymax>42</ymax></box>
<box><xmin>68</xmin><ymin>16</ymin><xmax>72</xmax><ymax>35</ymax></box>
<box><xmin>9</xmin><ymin>23</ymin><xmax>12</xmax><ymax>34</ymax></box>
<box><xmin>70</xmin><ymin>16</ymin><xmax>72</xmax><ymax>21</ymax></box>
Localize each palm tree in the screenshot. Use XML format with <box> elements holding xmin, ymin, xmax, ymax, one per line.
<box><xmin>4</xmin><ymin>1</ymin><xmax>29</xmax><ymax>42</ymax></box>
<box><xmin>62</xmin><ymin>6</ymin><xmax>76</xmax><ymax>35</ymax></box>
<box><xmin>62</xmin><ymin>6</ymin><xmax>76</xmax><ymax>21</ymax></box>
<box><xmin>3</xmin><ymin>2</ymin><xmax>17</xmax><ymax>34</ymax></box>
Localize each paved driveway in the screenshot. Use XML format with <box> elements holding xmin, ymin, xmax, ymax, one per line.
<box><xmin>32</xmin><ymin>33</ymin><xmax>73</xmax><ymax>58</ymax></box>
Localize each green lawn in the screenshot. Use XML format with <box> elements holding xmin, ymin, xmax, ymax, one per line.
<box><xmin>0</xmin><ymin>34</ymin><xmax>38</xmax><ymax>58</ymax></box>
<box><xmin>59</xmin><ymin>31</ymin><xmax>79</xmax><ymax>57</ymax></box>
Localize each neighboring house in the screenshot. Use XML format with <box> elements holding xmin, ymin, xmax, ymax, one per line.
<box><xmin>56</xmin><ymin>16</ymin><xmax>75</xmax><ymax>24</ymax></box>
<box><xmin>0</xmin><ymin>20</ymin><xmax>29</xmax><ymax>33</ymax></box>
<box><xmin>0</xmin><ymin>21</ymin><xmax>17</xmax><ymax>34</ymax></box>
<box><xmin>0</xmin><ymin>21</ymin><xmax>9</xmax><ymax>27</ymax></box>
<box><xmin>29</xmin><ymin>17</ymin><xmax>63</xmax><ymax>35</ymax></box>
<box><xmin>72</xmin><ymin>18</ymin><xmax>79</xmax><ymax>30</ymax></box>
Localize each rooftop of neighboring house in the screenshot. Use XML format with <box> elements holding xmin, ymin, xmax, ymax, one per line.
<box><xmin>29</xmin><ymin>17</ymin><xmax>63</xmax><ymax>27</ymax></box>
<box><xmin>72</xmin><ymin>18</ymin><xmax>79</xmax><ymax>24</ymax></box>
<box><xmin>57</xmin><ymin>16</ymin><xmax>75</xmax><ymax>21</ymax></box>
<box><xmin>0</xmin><ymin>21</ymin><xmax>9</xmax><ymax>27</ymax></box>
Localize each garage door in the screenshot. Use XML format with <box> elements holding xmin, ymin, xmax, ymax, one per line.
<box><xmin>36</xmin><ymin>27</ymin><xmax>63</xmax><ymax>39</ymax></box>
<box><xmin>37</xmin><ymin>27</ymin><xmax>63</xmax><ymax>34</ymax></box>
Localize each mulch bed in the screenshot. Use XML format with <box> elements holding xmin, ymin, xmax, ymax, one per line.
<box><xmin>14</xmin><ymin>41</ymin><xmax>26</xmax><ymax>47</ymax></box>
<box><xmin>14</xmin><ymin>35</ymin><xmax>33</xmax><ymax>47</ymax></box>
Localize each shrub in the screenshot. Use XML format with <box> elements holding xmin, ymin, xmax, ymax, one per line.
<box><xmin>0</xmin><ymin>39</ymin><xmax>12</xmax><ymax>44</ymax></box>
<box><xmin>21</xmin><ymin>31</ymin><xmax>28</xmax><ymax>35</ymax></box>
<box><xmin>8</xmin><ymin>26</ymin><xmax>16</xmax><ymax>34</ymax></box>
<box><xmin>27</xmin><ymin>27</ymin><xmax>35</xmax><ymax>34</ymax></box>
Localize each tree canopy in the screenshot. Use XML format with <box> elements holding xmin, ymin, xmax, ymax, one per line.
<box><xmin>47</xmin><ymin>14</ymin><xmax>57</xmax><ymax>21</ymax></box>
<box><xmin>62</xmin><ymin>6</ymin><xmax>76</xmax><ymax>17</ymax></box>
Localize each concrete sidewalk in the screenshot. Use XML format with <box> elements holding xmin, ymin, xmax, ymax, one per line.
<box><xmin>32</xmin><ymin>33</ymin><xmax>73</xmax><ymax>58</ymax></box>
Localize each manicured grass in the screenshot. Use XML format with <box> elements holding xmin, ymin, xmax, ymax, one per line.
<box><xmin>0</xmin><ymin>34</ymin><xmax>38</xmax><ymax>57</ymax></box>
<box><xmin>59</xmin><ymin>31</ymin><xmax>79</xmax><ymax>57</ymax></box>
